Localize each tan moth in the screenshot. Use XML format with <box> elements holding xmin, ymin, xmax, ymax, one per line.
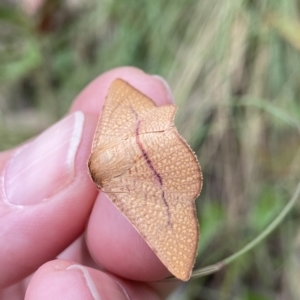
<box><xmin>88</xmin><ymin>79</ymin><xmax>202</xmax><ymax>281</ymax></box>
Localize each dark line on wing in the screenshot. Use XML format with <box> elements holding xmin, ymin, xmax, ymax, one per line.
<box><xmin>135</xmin><ymin>119</ymin><xmax>172</xmax><ymax>226</ymax></box>
<box><xmin>135</xmin><ymin>120</ymin><xmax>163</xmax><ymax>186</ymax></box>
<box><xmin>161</xmin><ymin>190</ymin><xmax>171</xmax><ymax>226</ymax></box>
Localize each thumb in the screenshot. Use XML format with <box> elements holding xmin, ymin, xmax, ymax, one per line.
<box><xmin>0</xmin><ymin>111</ymin><xmax>97</xmax><ymax>287</ymax></box>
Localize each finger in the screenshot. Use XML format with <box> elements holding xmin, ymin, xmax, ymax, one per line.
<box><xmin>71</xmin><ymin>67</ymin><xmax>173</xmax><ymax>114</ymax></box>
<box><xmin>25</xmin><ymin>260</ymin><xmax>176</xmax><ymax>300</ymax></box>
<box><xmin>80</xmin><ymin>67</ymin><xmax>175</xmax><ymax>281</ymax></box>
<box><xmin>0</xmin><ymin>67</ymin><xmax>174</xmax><ymax>288</ymax></box>
<box><xmin>0</xmin><ymin>112</ymin><xmax>98</xmax><ymax>287</ymax></box>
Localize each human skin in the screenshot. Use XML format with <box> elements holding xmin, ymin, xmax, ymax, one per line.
<box><xmin>0</xmin><ymin>67</ymin><xmax>178</xmax><ymax>300</ymax></box>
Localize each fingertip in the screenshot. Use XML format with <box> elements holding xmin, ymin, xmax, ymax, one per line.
<box><xmin>26</xmin><ymin>261</ymin><xmax>100</xmax><ymax>300</ymax></box>
<box><xmin>25</xmin><ymin>260</ymin><xmax>149</xmax><ymax>300</ymax></box>
<box><xmin>70</xmin><ymin>66</ymin><xmax>174</xmax><ymax>115</ymax></box>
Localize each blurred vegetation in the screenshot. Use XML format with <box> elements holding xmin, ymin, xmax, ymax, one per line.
<box><xmin>1</xmin><ymin>0</ymin><xmax>300</xmax><ymax>299</ymax></box>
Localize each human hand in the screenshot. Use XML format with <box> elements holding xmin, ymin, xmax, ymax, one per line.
<box><xmin>0</xmin><ymin>67</ymin><xmax>178</xmax><ymax>300</ymax></box>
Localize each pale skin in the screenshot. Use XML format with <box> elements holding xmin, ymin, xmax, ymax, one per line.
<box><xmin>0</xmin><ymin>67</ymin><xmax>179</xmax><ymax>300</ymax></box>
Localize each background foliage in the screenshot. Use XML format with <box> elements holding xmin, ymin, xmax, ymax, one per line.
<box><xmin>1</xmin><ymin>0</ymin><xmax>300</xmax><ymax>299</ymax></box>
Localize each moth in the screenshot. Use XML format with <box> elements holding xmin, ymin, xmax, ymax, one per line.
<box><xmin>88</xmin><ymin>79</ymin><xmax>202</xmax><ymax>281</ymax></box>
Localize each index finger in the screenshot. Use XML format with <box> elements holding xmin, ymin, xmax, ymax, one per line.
<box><xmin>73</xmin><ymin>67</ymin><xmax>175</xmax><ymax>281</ymax></box>
<box><xmin>71</xmin><ymin>67</ymin><xmax>173</xmax><ymax>115</ymax></box>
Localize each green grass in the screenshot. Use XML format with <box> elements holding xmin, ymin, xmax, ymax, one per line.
<box><xmin>1</xmin><ymin>0</ymin><xmax>300</xmax><ymax>299</ymax></box>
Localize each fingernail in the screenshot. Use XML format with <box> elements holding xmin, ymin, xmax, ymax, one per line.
<box><xmin>152</xmin><ymin>75</ymin><xmax>175</xmax><ymax>103</ymax></box>
<box><xmin>67</xmin><ymin>265</ymin><xmax>130</xmax><ymax>300</ymax></box>
<box><xmin>67</xmin><ymin>265</ymin><xmax>101</xmax><ymax>300</ymax></box>
<box><xmin>4</xmin><ymin>111</ymin><xmax>84</xmax><ymax>206</ymax></box>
